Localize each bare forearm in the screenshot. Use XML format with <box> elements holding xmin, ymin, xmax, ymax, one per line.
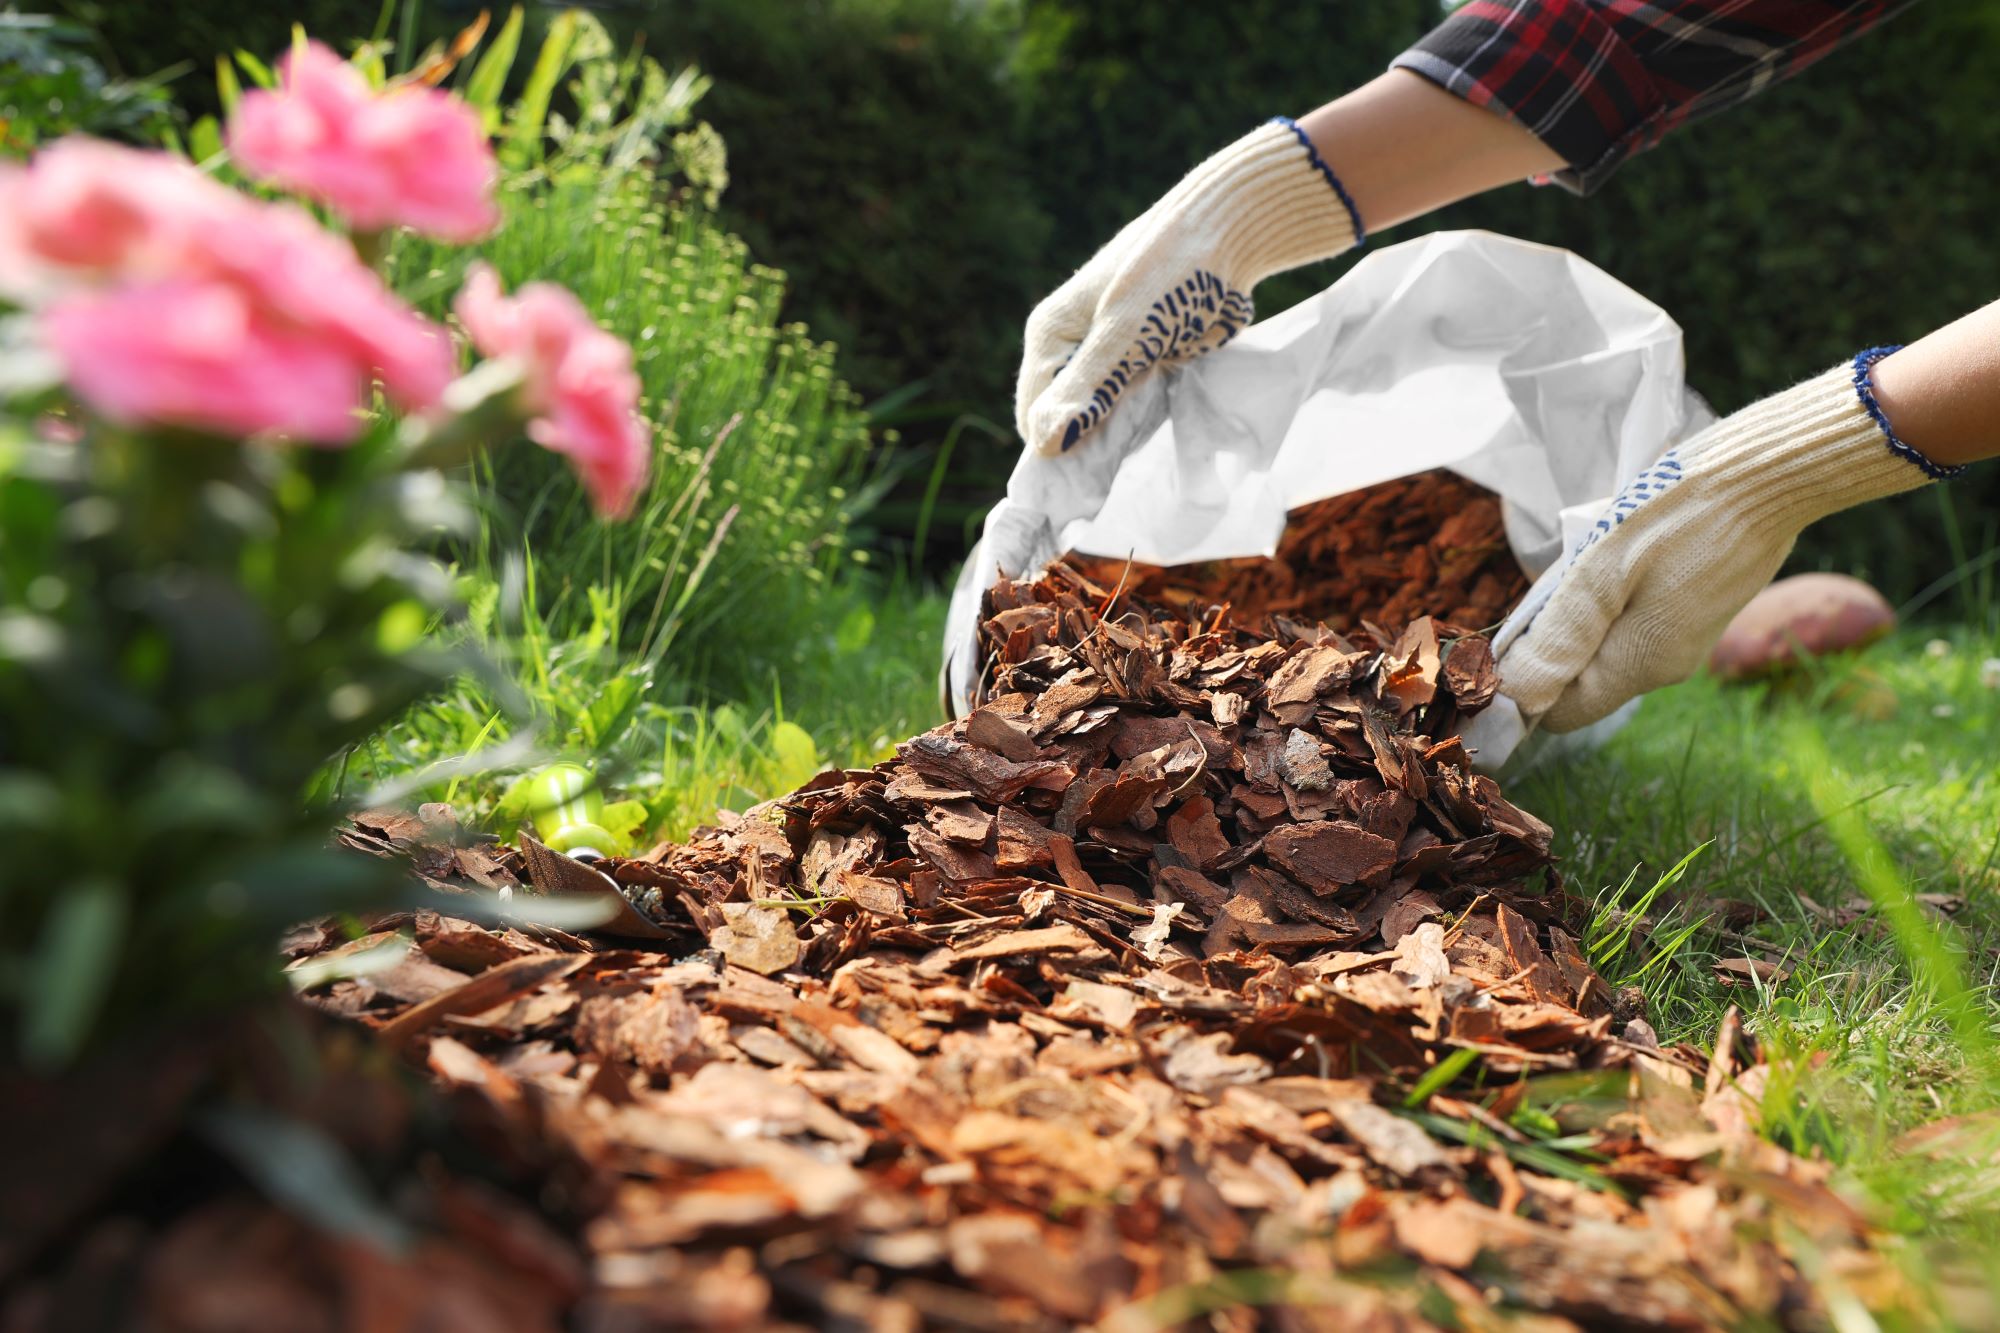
<box><xmin>1868</xmin><ymin>301</ymin><xmax>2000</xmax><ymax>468</ymax></box>
<box><xmin>1296</xmin><ymin>71</ymin><xmax>1562</xmax><ymax>233</ymax></box>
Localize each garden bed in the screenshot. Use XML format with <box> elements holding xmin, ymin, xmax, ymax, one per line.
<box><xmin>17</xmin><ymin>554</ymin><xmax>1911</xmax><ymax>1331</ymax></box>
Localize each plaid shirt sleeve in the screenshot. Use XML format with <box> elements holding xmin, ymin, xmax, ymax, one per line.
<box><xmin>1392</xmin><ymin>0</ymin><xmax>1920</xmax><ymax>194</ymax></box>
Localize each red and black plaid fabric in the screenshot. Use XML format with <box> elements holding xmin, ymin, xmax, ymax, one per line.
<box><xmin>1393</xmin><ymin>0</ymin><xmax>1919</xmax><ymax>194</ymax></box>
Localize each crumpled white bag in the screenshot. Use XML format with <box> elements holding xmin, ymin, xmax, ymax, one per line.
<box><xmin>943</xmin><ymin>230</ymin><xmax>1710</xmax><ymax>768</ymax></box>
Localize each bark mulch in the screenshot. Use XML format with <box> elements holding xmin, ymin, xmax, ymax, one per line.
<box><xmin>5</xmin><ymin>479</ymin><xmax>1921</xmax><ymax>1330</ymax></box>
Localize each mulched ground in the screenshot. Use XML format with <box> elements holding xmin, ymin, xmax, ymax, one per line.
<box><xmin>4</xmin><ymin>477</ymin><xmax>1919</xmax><ymax>1331</ymax></box>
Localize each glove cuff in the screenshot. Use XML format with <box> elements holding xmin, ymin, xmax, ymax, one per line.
<box><xmin>1848</xmin><ymin>345</ymin><xmax>1965</xmax><ymax>481</ymax></box>
<box><xmin>1270</xmin><ymin>117</ymin><xmax>1366</xmax><ymax>247</ymax></box>
<box><xmin>1191</xmin><ymin>119</ymin><xmax>1363</xmax><ymax>285</ymax></box>
<box><xmin>1683</xmin><ymin>354</ymin><xmax>1959</xmax><ymax>533</ymax></box>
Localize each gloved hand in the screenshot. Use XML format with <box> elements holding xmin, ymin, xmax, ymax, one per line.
<box><xmin>1498</xmin><ymin>349</ymin><xmax>1960</xmax><ymax>732</ymax></box>
<box><xmin>1015</xmin><ymin>118</ymin><xmax>1363</xmax><ymax>457</ymax></box>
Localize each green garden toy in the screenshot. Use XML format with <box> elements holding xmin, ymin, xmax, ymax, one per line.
<box><xmin>523</xmin><ymin>762</ymin><xmax>622</xmax><ymax>861</ymax></box>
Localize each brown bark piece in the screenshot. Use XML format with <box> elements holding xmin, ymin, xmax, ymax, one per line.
<box><xmin>1263</xmin><ymin>821</ymin><xmax>1398</xmax><ymax>891</ymax></box>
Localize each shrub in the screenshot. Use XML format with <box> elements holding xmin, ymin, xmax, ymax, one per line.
<box><xmin>390</xmin><ymin>12</ymin><xmax>879</xmax><ymax>694</ymax></box>
<box><xmin>635</xmin><ymin>0</ymin><xmax>1052</xmax><ymax>556</ymax></box>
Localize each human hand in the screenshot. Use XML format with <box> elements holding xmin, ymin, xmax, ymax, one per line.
<box><xmin>1014</xmin><ymin>118</ymin><xmax>1361</xmax><ymax>457</ymax></box>
<box><xmin>1498</xmin><ymin>351</ymin><xmax>1959</xmax><ymax>732</ymax></box>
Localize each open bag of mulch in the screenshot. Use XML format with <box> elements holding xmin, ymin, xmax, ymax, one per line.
<box><xmin>944</xmin><ymin>230</ymin><xmax>1713</xmax><ymax>768</ymax></box>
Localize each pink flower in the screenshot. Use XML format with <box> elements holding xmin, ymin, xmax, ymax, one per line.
<box><xmin>228</xmin><ymin>41</ymin><xmax>499</xmax><ymax>242</ymax></box>
<box><xmin>0</xmin><ymin>140</ymin><xmax>239</xmax><ymax>298</ymax></box>
<box><xmin>0</xmin><ymin>137</ymin><xmax>456</xmax><ymax>440</ymax></box>
<box><xmin>188</xmin><ymin>201</ymin><xmax>455</xmax><ymax>413</ymax></box>
<box><xmin>455</xmin><ymin>264</ymin><xmax>651</xmax><ymax>518</ymax></box>
<box><xmin>46</xmin><ymin>280</ymin><xmax>377</xmax><ymax>443</ymax></box>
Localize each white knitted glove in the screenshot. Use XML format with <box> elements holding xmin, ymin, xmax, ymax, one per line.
<box><xmin>1016</xmin><ymin>118</ymin><xmax>1362</xmax><ymax>457</ymax></box>
<box><xmin>1499</xmin><ymin>349</ymin><xmax>1961</xmax><ymax>733</ymax></box>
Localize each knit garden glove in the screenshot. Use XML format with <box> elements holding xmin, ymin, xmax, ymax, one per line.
<box><xmin>1016</xmin><ymin>118</ymin><xmax>1363</xmax><ymax>457</ymax></box>
<box><xmin>1498</xmin><ymin>350</ymin><xmax>1961</xmax><ymax>733</ymax></box>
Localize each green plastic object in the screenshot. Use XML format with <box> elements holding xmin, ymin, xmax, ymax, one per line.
<box><xmin>524</xmin><ymin>762</ymin><xmax>621</xmax><ymax>861</ymax></box>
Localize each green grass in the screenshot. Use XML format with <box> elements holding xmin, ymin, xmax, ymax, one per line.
<box><xmin>346</xmin><ymin>572</ymin><xmax>947</xmax><ymax>842</ymax></box>
<box><xmin>1516</xmin><ymin>622</ymin><xmax>2000</xmax><ymax>1298</ymax></box>
<box><xmin>1518</xmin><ymin>625</ymin><xmax>2000</xmax><ymax>1067</ymax></box>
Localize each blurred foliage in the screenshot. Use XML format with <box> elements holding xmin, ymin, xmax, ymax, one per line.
<box><xmin>635</xmin><ymin>0</ymin><xmax>1051</xmax><ymax>558</ymax></box>
<box><xmin>0</xmin><ymin>7</ymin><xmax>175</xmax><ymax>152</ymax></box>
<box><xmin>1009</xmin><ymin>0</ymin><xmax>1431</xmax><ymax>316</ymax></box>
<box><xmin>625</xmin><ymin>0</ymin><xmax>1998</xmax><ymax>599</ymax></box>
<box><xmin>390</xmin><ymin>12</ymin><xmax>876</xmax><ymax>701</ymax></box>
<box><xmin>0</xmin><ymin>412</ymin><xmax>479</xmax><ymax>1066</ymax></box>
<box><xmin>60</xmin><ymin>0</ymin><xmax>2000</xmax><ymax>599</ymax></box>
<box><xmin>1431</xmin><ymin>4</ymin><xmax>2000</xmax><ymax>599</ymax></box>
<box><xmin>46</xmin><ymin>0</ymin><xmax>463</xmax><ymax>113</ymax></box>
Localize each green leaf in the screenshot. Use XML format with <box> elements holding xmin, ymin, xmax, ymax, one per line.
<box><xmin>285</xmin><ymin>932</ymin><xmax>413</xmax><ymax>992</ymax></box>
<box><xmin>353</xmin><ymin>44</ymin><xmax>388</xmax><ymax>89</ymax></box>
<box><xmin>232</xmin><ymin>49</ymin><xmax>276</xmax><ymax>90</ymax></box>
<box><xmin>465</xmin><ymin>5</ymin><xmax>524</xmax><ymax>133</ymax></box>
<box><xmin>376</xmin><ymin>599</ymin><xmax>430</xmax><ymax>655</ymax></box>
<box><xmin>503</xmin><ymin>9</ymin><xmax>576</xmax><ymax>168</ymax></box>
<box><xmin>601</xmin><ymin>798</ymin><xmax>649</xmax><ymax>844</ymax></box>
<box><xmin>214</xmin><ymin>56</ymin><xmax>242</xmax><ymax>113</ymax></box>
<box><xmin>0</xmin><ymin>770</ymin><xmax>62</xmax><ymax>832</ymax></box>
<box><xmin>188</xmin><ymin>115</ymin><xmax>224</xmax><ymax>166</ymax></box>
<box><xmin>769</xmin><ymin>720</ymin><xmax>820</xmax><ymax>790</ymax></box>
<box><xmin>1408</xmin><ymin>1109</ymin><xmax>1628</xmax><ymax>1200</ymax></box>
<box><xmin>202</xmin><ymin>1106</ymin><xmax>414</xmax><ymax>1252</ymax></box>
<box><xmin>833</xmin><ymin>604</ymin><xmax>875</xmax><ymax>656</ymax></box>
<box><xmin>1402</xmin><ymin>1046</ymin><xmax>1479</xmax><ymax>1109</ymax></box>
<box><xmin>23</xmin><ymin>879</ymin><xmax>126</xmax><ymax>1068</ymax></box>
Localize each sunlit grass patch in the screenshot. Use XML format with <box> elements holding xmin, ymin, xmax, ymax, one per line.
<box><xmin>1515</xmin><ymin>623</ymin><xmax>2000</xmax><ymax>1312</ymax></box>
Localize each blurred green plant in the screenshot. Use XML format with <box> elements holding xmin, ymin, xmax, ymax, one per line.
<box><xmin>0</xmin><ymin>7</ymin><xmax>176</xmax><ymax>153</ymax></box>
<box><xmin>635</xmin><ymin>0</ymin><xmax>1051</xmax><ymax>562</ymax></box>
<box><xmin>0</xmin><ymin>408</ymin><xmax>483</xmax><ymax>1067</ymax></box>
<box><xmin>321</xmin><ymin>12</ymin><xmax>935</xmax><ymax>841</ymax></box>
<box><xmin>387</xmin><ymin>11</ymin><xmax>879</xmax><ymax>696</ymax></box>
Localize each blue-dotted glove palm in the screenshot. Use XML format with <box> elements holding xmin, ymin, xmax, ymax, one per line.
<box><xmin>1497</xmin><ymin>351</ymin><xmax>1958</xmax><ymax>732</ymax></box>
<box><xmin>1015</xmin><ymin>118</ymin><xmax>1361</xmax><ymax>457</ymax></box>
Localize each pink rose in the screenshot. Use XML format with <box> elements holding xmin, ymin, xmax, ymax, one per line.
<box><xmin>228</xmin><ymin>41</ymin><xmax>499</xmax><ymax>243</ymax></box>
<box><xmin>454</xmin><ymin>264</ymin><xmax>651</xmax><ymax>518</ymax></box>
<box><xmin>46</xmin><ymin>280</ymin><xmax>376</xmax><ymax>443</ymax></box>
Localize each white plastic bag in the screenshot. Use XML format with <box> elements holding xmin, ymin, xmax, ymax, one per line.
<box><xmin>943</xmin><ymin>230</ymin><xmax>1708</xmax><ymax>767</ymax></box>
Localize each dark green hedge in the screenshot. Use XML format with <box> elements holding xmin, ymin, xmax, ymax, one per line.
<box><xmin>636</xmin><ymin>0</ymin><xmax>1050</xmax><ymax>548</ymax></box>
<box><xmin>56</xmin><ymin>0</ymin><xmax>473</xmax><ymax>115</ymax></box>
<box><xmin>1434</xmin><ymin>4</ymin><xmax>2000</xmax><ymax>600</ymax></box>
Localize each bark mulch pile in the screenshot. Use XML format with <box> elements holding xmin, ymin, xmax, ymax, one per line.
<box><xmin>1066</xmin><ymin>471</ymin><xmax>1530</xmax><ymax>634</ymax></box>
<box><xmin>6</xmin><ymin>482</ymin><xmax>1919</xmax><ymax>1330</ymax></box>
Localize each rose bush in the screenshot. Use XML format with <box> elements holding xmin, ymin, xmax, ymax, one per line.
<box><xmin>0</xmin><ymin>39</ymin><xmax>649</xmax><ymax>1065</ymax></box>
